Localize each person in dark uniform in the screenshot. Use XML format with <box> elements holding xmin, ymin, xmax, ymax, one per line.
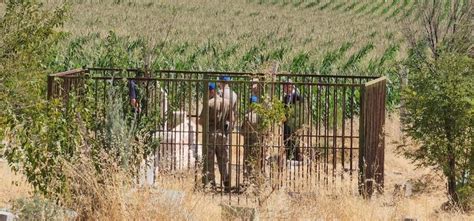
<box><xmin>282</xmin><ymin>79</ymin><xmax>303</xmax><ymax>161</ymax></box>
<box><xmin>129</xmin><ymin>80</ymin><xmax>141</xmax><ymax>113</ymax></box>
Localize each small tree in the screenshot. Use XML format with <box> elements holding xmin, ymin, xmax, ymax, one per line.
<box><xmin>401</xmin><ymin>0</ymin><xmax>473</xmax><ymax>210</ymax></box>
<box><xmin>401</xmin><ymin>53</ymin><xmax>473</xmax><ymax>209</ymax></box>
<box><xmin>0</xmin><ymin>0</ymin><xmax>68</xmax><ymax>137</ymax></box>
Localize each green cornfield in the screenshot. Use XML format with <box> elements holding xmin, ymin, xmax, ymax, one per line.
<box><xmin>2</xmin><ymin>0</ymin><xmax>462</xmax><ymax>107</ymax></box>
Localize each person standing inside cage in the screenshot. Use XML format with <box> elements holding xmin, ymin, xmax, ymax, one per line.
<box><xmin>199</xmin><ymin>82</ymin><xmax>233</xmax><ymax>191</ymax></box>
<box><xmin>241</xmin><ymin>95</ymin><xmax>261</xmax><ymax>183</ymax></box>
<box><xmin>129</xmin><ymin>79</ymin><xmax>141</xmax><ymax>114</ymax></box>
<box><xmin>218</xmin><ymin>76</ymin><xmax>238</xmax><ymax>135</ymax></box>
<box><xmin>282</xmin><ymin>78</ymin><xmax>303</xmax><ymax>162</ymax></box>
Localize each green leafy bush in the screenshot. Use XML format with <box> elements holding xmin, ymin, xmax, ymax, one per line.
<box><xmin>3</xmin><ymin>99</ymin><xmax>80</xmax><ymax>197</ymax></box>
<box><xmin>12</xmin><ymin>195</ymin><xmax>77</xmax><ymax>221</ymax></box>
<box><xmin>0</xmin><ymin>0</ymin><xmax>67</xmax><ymax>136</ymax></box>
<box><xmin>401</xmin><ymin>53</ymin><xmax>473</xmax><ymax>209</ymax></box>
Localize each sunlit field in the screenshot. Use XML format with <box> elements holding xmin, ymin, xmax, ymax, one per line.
<box><xmin>1</xmin><ymin>0</ymin><xmax>472</xmax><ymax>220</ymax></box>
<box><xmin>20</xmin><ymin>0</ymin><xmax>416</xmax><ymax>74</ymax></box>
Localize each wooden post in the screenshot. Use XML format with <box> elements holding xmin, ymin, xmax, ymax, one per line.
<box><xmin>359</xmin><ymin>77</ymin><xmax>386</xmax><ymax>197</ymax></box>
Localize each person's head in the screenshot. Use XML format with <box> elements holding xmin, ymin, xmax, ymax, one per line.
<box><xmin>208</xmin><ymin>82</ymin><xmax>217</xmax><ymax>98</ymax></box>
<box><xmin>283</xmin><ymin>79</ymin><xmax>294</xmax><ymax>95</ymax></box>
<box><xmin>251</xmin><ymin>78</ymin><xmax>260</xmax><ymax>95</ymax></box>
<box><xmin>218</xmin><ymin>76</ymin><xmax>231</xmax><ymax>89</ymax></box>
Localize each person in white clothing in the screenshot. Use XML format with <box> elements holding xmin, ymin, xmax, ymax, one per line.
<box><xmin>217</xmin><ymin>76</ymin><xmax>238</xmax><ymax>136</ymax></box>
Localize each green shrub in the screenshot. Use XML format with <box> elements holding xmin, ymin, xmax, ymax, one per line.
<box><xmin>0</xmin><ymin>0</ymin><xmax>67</xmax><ymax>137</ymax></box>
<box><xmin>12</xmin><ymin>196</ymin><xmax>77</xmax><ymax>221</ymax></box>
<box><xmin>401</xmin><ymin>53</ymin><xmax>473</xmax><ymax>209</ymax></box>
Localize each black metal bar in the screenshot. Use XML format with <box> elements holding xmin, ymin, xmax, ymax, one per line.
<box><xmin>61</xmin><ymin>76</ymin><xmax>366</xmax><ymax>87</ymax></box>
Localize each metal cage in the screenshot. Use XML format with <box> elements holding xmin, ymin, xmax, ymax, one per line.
<box><xmin>47</xmin><ymin>67</ymin><xmax>386</xmax><ymax>202</ymax></box>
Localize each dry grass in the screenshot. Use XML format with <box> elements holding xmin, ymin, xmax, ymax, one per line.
<box><xmin>0</xmin><ymin>160</ymin><xmax>31</xmax><ymax>208</ymax></box>
<box><xmin>1</xmin><ymin>114</ymin><xmax>472</xmax><ymax>220</ymax></box>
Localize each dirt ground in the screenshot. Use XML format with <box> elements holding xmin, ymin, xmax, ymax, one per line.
<box><xmin>1</xmin><ymin>114</ymin><xmax>472</xmax><ymax>220</ymax></box>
